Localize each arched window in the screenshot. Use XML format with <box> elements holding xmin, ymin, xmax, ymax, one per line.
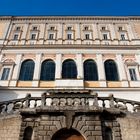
<box><xmin>62</xmin><ymin>59</ymin><xmax>77</xmax><ymax>79</ymax></box>
<box><xmin>19</xmin><ymin>60</ymin><xmax>35</xmax><ymax>81</ymax></box>
<box><xmin>23</xmin><ymin>126</ymin><xmax>33</xmax><ymax>140</ymax></box>
<box><xmin>84</xmin><ymin>59</ymin><xmax>98</xmax><ymax>81</ymax></box>
<box><xmin>104</xmin><ymin>60</ymin><xmax>119</xmax><ymax>81</ymax></box>
<box><xmin>40</xmin><ymin>60</ymin><xmax>55</xmax><ymax>81</ymax></box>
<box><xmin>104</xmin><ymin>127</ymin><xmax>113</xmax><ymax>140</ymax></box>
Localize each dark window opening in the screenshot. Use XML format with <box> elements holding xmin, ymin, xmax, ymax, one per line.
<box><xmin>121</xmin><ymin>34</ymin><xmax>126</xmax><ymax>40</ymax></box>
<box><xmin>84</xmin><ymin>60</ymin><xmax>98</xmax><ymax>81</ymax></box>
<box><xmin>13</xmin><ymin>34</ymin><xmax>18</xmax><ymax>40</ymax></box>
<box><xmin>40</xmin><ymin>60</ymin><xmax>55</xmax><ymax>81</ymax></box>
<box><xmin>31</xmin><ymin>34</ymin><xmax>36</xmax><ymax>40</ymax></box>
<box><xmin>129</xmin><ymin>68</ymin><xmax>137</xmax><ymax>81</ymax></box>
<box><xmin>103</xmin><ymin>34</ymin><xmax>108</xmax><ymax>40</ymax></box>
<box><xmin>85</xmin><ymin>34</ymin><xmax>90</xmax><ymax>40</ymax></box>
<box><xmin>23</xmin><ymin>126</ymin><xmax>33</xmax><ymax>140</ymax></box>
<box><xmin>67</xmin><ymin>27</ymin><xmax>72</xmax><ymax>30</ymax></box>
<box><xmin>16</xmin><ymin>27</ymin><xmax>21</xmax><ymax>31</ymax></box>
<box><xmin>50</xmin><ymin>27</ymin><xmax>55</xmax><ymax>30</ymax></box>
<box><xmin>19</xmin><ymin>60</ymin><xmax>35</xmax><ymax>81</ymax></box>
<box><xmin>49</xmin><ymin>34</ymin><xmax>54</xmax><ymax>40</ymax></box>
<box><xmin>84</xmin><ymin>26</ymin><xmax>89</xmax><ymax>30</ymax></box>
<box><xmin>67</xmin><ymin>34</ymin><xmax>72</xmax><ymax>40</ymax></box>
<box><xmin>51</xmin><ymin>128</ymin><xmax>85</xmax><ymax>140</ymax></box>
<box><xmin>1</xmin><ymin>68</ymin><xmax>10</xmax><ymax>80</ymax></box>
<box><xmin>62</xmin><ymin>59</ymin><xmax>77</xmax><ymax>79</ymax></box>
<box><xmin>118</xmin><ymin>27</ymin><xmax>123</xmax><ymax>31</ymax></box>
<box><xmin>105</xmin><ymin>60</ymin><xmax>119</xmax><ymax>81</ymax></box>
<box><xmin>102</xmin><ymin>27</ymin><xmax>106</xmax><ymax>30</ymax></box>
<box><xmin>32</xmin><ymin>26</ymin><xmax>37</xmax><ymax>31</ymax></box>
<box><xmin>104</xmin><ymin>127</ymin><xmax>113</xmax><ymax>140</ymax></box>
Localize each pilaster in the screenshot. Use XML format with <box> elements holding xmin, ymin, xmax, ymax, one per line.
<box><xmin>76</xmin><ymin>53</ymin><xmax>83</xmax><ymax>79</ymax></box>
<box><xmin>20</xmin><ymin>23</ymin><xmax>29</xmax><ymax>45</ymax></box>
<box><xmin>32</xmin><ymin>53</ymin><xmax>42</xmax><ymax>87</ymax></box>
<box><xmin>9</xmin><ymin>54</ymin><xmax>23</xmax><ymax>87</ymax></box>
<box><xmin>55</xmin><ymin>53</ymin><xmax>62</xmax><ymax>79</ymax></box>
<box><xmin>96</xmin><ymin>54</ymin><xmax>106</xmax><ymax>87</ymax></box>
<box><xmin>116</xmin><ymin>54</ymin><xmax>128</xmax><ymax>87</ymax></box>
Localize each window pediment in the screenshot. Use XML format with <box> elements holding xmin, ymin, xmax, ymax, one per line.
<box><xmin>125</xmin><ymin>59</ymin><xmax>138</xmax><ymax>66</ymax></box>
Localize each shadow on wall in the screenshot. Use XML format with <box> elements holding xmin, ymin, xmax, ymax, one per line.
<box><xmin>0</xmin><ymin>87</ymin><xmax>18</xmax><ymax>102</ymax></box>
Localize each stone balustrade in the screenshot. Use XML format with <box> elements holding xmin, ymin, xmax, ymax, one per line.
<box><xmin>0</xmin><ymin>92</ymin><xmax>140</xmax><ymax>115</ymax></box>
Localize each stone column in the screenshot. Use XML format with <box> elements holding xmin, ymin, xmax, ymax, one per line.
<box><xmin>32</xmin><ymin>53</ymin><xmax>42</xmax><ymax>87</ymax></box>
<box><xmin>96</xmin><ymin>54</ymin><xmax>106</xmax><ymax>87</ymax></box>
<box><xmin>76</xmin><ymin>54</ymin><xmax>83</xmax><ymax>79</ymax></box>
<box><xmin>9</xmin><ymin>54</ymin><xmax>23</xmax><ymax>86</ymax></box>
<box><xmin>55</xmin><ymin>53</ymin><xmax>62</xmax><ymax>79</ymax></box>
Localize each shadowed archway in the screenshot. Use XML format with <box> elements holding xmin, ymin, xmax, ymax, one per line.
<box><xmin>51</xmin><ymin>128</ymin><xmax>85</xmax><ymax>140</ymax></box>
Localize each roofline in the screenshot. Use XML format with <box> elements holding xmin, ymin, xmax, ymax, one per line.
<box><xmin>1</xmin><ymin>15</ymin><xmax>140</xmax><ymax>20</ymax></box>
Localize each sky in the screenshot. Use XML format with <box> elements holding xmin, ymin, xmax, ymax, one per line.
<box><xmin>0</xmin><ymin>0</ymin><xmax>140</xmax><ymax>16</ymax></box>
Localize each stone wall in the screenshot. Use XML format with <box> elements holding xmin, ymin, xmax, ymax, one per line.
<box><xmin>1</xmin><ymin>113</ymin><xmax>140</xmax><ymax>140</ymax></box>
<box><xmin>0</xmin><ymin>114</ymin><xmax>21</xmax><ymax>140</ymax></box>
<box><xmin>117</xmin><ymin>114</ymin><xmax>140</xmax><ymax>140</ymax></box>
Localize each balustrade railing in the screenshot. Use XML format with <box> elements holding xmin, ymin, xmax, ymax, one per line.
<box><xmin>0</xmin><ymin>93</ymin><xmax>140</xmax><ymax>115</ymax></box>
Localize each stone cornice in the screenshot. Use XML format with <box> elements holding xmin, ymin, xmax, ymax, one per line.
<box><xmin>2</xmin><ymin>44</ymin><xmax>140</xmax><ymax>50</ymax></box>
<box><xmin>1</xmin><ymin>16</ymin><xmax>140</xmax><ymax>21</ymax></box>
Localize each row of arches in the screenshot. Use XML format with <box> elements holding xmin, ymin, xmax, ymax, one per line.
<box><xmin>19</xmin><ymin>59</ymin><xmax>119</xmax><ymax>81</ymax></box>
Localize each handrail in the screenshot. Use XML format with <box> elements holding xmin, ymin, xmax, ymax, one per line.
<box><xmin>0</xmin><ymin>93</ymin><xmax>140</xmax><ymax>115</ymax></box>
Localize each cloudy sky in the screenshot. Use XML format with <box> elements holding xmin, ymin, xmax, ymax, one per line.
<box><xmin>0</xmin><ymin>0</ymin><xmax>140</xmax><ymax>16</ymax></box>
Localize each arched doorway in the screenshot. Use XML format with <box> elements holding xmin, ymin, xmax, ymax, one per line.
<box><xmin>51</xmin><ymin>128</ymin><xmax>85</xmax><ymax>140</ymax></box>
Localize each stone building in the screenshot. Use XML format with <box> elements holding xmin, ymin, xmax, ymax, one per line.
<box><xmin>0</xmin><ymin>16</ymin><xmax>140</xmax><ymax>140</ymax></box>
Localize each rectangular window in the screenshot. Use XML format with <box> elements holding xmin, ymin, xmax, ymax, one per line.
<box><xmin>85</xmin><ymin>34</ymin><xmax>90</xmax><ymax>40</ymax></box>
<box><xmin>16</xmin><ymin>27</ymin><xmax>21</xmax><ymax>31</ymax></box>
<box><xmin>102</xmin><ymin>27</ymin><xmax>106</xmax><ymax>30</ymax></box>
<box><xmin>13</xmin><ymin>34</ymin><xmax>19</xmax><ymax>40</ymax></box>
<box><xmin>67</xmin><ymin>27</ymin><xmax>72</xmax><ymax>30</ymax></box>
<box><xmin>33</xmin><ymin>26</ymin><xmax>37</xmax><ymax>31</ymax></box>
<box><xmin>67</xmin><ymin>34</ymin><xmax>72</xmax><ymax>40</ymax></box>
<box><xmin>49</xmin><ymin>34</ymin><xmax>54</xmax><ymax>40</ymax></box>
<box><xmin>31</xmin><ymin>34</ymin><xmax>36</xmax><ymax>40</ymax></box>
<box><xmin>121</xmin><ymin>34</ymin><xmax>125</xmax><ymax>40</ymax></box>
<box><xmin>50</xmin><ymin>27</ymin><xmax>55</xmax><ymax>30</ymax></box>
<box><xmin>1</xmin><ymin>68</ymin><xmax>10</xmax><ymax>80</ymax></box>
<box><xmin>129</xmin><ymin>68</ymin><xmax>137</xmax><ymax>81</ymax></box>
<box><xmin>84</xmin><ymin>26</ymin><xmax>89</xmax><ymax>30</ymax></box>
<box><xmin>103</xmin><ymin>34</ymin><xmax>108</xmax><ymax>40</ymax></box>
<box><xmin>118</xmin><ymin>27</ymin><xmax>123</xmax><ymax>31</ymax></box>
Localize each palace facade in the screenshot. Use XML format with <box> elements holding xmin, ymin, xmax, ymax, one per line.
<box><xmin>0</xmin><ymin>16</ymin><xmax>140</xmax><ymax>140</ymax></box>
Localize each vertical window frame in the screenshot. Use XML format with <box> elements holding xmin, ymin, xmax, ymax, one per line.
<box><xmin>1</xmin><ymin>67</ymin><xmax>11</xmax><ymax>80</ymax></box>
